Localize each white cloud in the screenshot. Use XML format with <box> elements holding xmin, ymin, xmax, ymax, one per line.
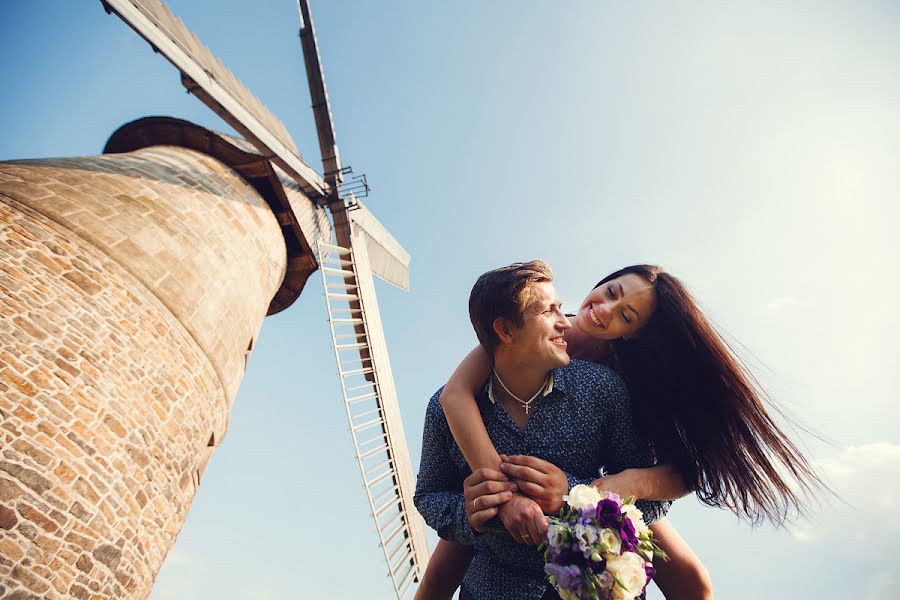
<box><xmin>789</xmin><ymin>442</ymin><xmax>900</xmax><ymax>543</ymax></box>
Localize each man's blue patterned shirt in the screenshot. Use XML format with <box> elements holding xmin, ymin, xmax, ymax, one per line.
<box><xmin>414</xmin><ymin>359</ymin><xmax>669</xmax><ymax>600</ymax></box>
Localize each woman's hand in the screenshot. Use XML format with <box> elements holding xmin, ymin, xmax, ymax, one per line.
<box><xmin>591</xmin><ymin>469</ymin><xmax>642</xmax><ymax>499</ymax></box>
<box><xmin>591</xmin><ymin>464</ymin><xmax>691</xmax><ymax>501</ymax></box>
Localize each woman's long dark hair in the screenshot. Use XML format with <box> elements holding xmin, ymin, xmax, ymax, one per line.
<box><xmin>598</xmin><ymin>265</ymin><xmax>822</xmax><ymax>525</ymax></box>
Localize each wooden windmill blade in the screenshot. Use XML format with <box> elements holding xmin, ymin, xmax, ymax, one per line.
<box><xmin>350</xmin><ymin>200</ymin><xmax>411</xmax><ymax>292</ymax></box>
<box><xmin>317</xmin><ymin>238</ymin><xmax>428</xmax><ymax>599</ymax></box>
<box><xmin>298</xmin><ymin>1</ymin><xmax>429</xmax><ymax>597</ymax></box>
<box><xmin>100</xmin><ymin>0</ymin><xmax>328</xmax><ymax>200</ymax></box>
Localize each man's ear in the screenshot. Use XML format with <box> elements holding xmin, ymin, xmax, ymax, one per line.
<box><xmin>492</xmin><ymin>317</ymin><xmax>514</xmax><ymax>345</ymax></box>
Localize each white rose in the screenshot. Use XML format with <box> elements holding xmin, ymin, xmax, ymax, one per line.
<box><xmin>621</xmin><ymin>503</ymin><xmax>649</xmax><ymax>536</ymax></box>
<box><xmin>564</xmin><ymin>484</ymin><xmax>602</xmax><ymax>510</ymax></box>
<box><xmin>599</xmin><ymin>527</ymin><xmax>621</xmax><ymax>555</ymax></box>
<box><xmin>607</xmin><ymin>552</ymin><xmax>648</xmax><ymax>600</ymax></box>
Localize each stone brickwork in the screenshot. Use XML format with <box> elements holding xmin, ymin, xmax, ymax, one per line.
<box><xmin>0</xmin><ymin>145</ymin><xmax>289</xmax><ymax>598</ymax></box>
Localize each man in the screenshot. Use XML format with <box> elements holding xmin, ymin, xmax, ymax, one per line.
<box><xmin>414</xmin><ymin>260</ymin><xmax>667</xmax><ymax>600</ymax></box>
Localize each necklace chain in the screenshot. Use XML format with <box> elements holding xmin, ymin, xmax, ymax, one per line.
<box><xmin>492</xmin><ymin>369</ymin><xmax>548</xmax><ymax>414</ymax></box>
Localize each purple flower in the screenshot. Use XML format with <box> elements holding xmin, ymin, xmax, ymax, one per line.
<box><xmin>587</xmin><ymin>555</ymin><xmax>607</xmax><ymax>574</ymax></box>
<box><xmin>619</xmin><ymin>517</ymin><xmax>639</xmax><ymax>553</ymax></box>
<box><xmin>556</xmin><ymin>546</ymin><xmax>587</xmax><ymax>567</ymax></box>
<box><xmin>643</xmin><ymin>562</ymin><xmax>657</xmax><ymax>592</ymax></box>
<box><xmin>595</xmin><ymin>498</ymin><xmax>621</xmax><ymax>529</ymax></box>
<box><xmin>545</xmin><ymin>563</ymin><xmax>583</xmax><ymax>591</ymax></box>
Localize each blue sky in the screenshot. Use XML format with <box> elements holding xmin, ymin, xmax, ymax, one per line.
<box><xmin>2</xmin><ymin>1</ymin><xmax>900</xmax><ymax>598</ymax></box>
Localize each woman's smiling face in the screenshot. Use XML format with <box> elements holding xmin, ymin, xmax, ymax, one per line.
<box><xmin>574</xmin><ymin>273</ymin><xmax>657</xmax><ymax>341</ymax></box>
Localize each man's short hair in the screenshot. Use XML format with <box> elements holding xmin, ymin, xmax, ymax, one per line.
<box><xmin>468</xmin><ymin>260</ymin><xmax>554</xmax><ymax>354</ymax></box>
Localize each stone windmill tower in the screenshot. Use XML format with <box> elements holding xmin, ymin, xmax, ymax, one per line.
<box><xmin>0</xmin><ymin>1</ymin><xmax>428</xmax><ymax>598</ymax></box>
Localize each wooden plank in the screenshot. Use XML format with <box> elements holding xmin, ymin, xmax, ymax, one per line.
<box><xmin>102</xmin><ymin>0</ymin><xmax>327</xmax><ymax>199</ymax></box>
<box><xmin>297</xmin><ymin>0</ymin><xmax>341</xmax><ymax>182</ymax></box>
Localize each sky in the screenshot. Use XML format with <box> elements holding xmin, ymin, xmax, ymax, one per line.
<box><xmin>2</xmin><ymin>0</ymin><xmax>899</xmax><ymax>598</ymax></box>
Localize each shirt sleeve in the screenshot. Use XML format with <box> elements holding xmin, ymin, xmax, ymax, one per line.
<box><xmin>565</xmin><ymin>472</ymin><xmax>597</xmax><ymax>491</ymax></box>
<box><xmin>599</xmin><ymin>370</ymin><xmax>670</xmax><ymax>525</ymax></box>
<box><xmin>413</xmin><ymin>389</ymin><xmax>476</xmax><ymax>545</ymax></box>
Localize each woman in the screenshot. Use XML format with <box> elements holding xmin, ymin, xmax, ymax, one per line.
<box><xmin>414</xmin><ymin>265</ymin><xmax>822</xmax><ymax>599</ymax></box>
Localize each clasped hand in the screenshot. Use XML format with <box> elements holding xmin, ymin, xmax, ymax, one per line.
<box><xmin>463</xmin><ymin>454</ymin><xmax>568</xmax><ymax>546</ymax></box>
<box><xmin>499</xmin><ymin>454</ymin><xmax>569</xmax><ymax>514</ymax></box>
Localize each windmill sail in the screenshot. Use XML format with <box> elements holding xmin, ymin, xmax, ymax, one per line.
<box><xmin>101</xmin><ymin>0</ymin><xmax>327</xmax><ymax>199</ymax></box>
<box><xmin>318</xmin><ymin>239</ymin><xmax>428</xmax><ymax>598</ymax></box>
<box><xmin>350</xmin><ymin>200</ymin><xmax>411</xmax><ymax>291</ymax></box>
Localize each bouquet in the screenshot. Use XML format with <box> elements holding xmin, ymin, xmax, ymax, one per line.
<box><xmin>540</xmin><ymin>485</ymin><xmax>667</xmax><ymax>600</ymax></box>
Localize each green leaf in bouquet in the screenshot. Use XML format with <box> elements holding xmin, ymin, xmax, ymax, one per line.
<box><xmin>581</xmin><ymin>566</ymin><xmax>600</xmax><ymax>599</ymax></box>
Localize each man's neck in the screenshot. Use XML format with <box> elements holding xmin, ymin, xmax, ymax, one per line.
<box><xmin>492</xmin><ymin>353</ymin><xmax>551</xmax><ymax>419</ymax></box>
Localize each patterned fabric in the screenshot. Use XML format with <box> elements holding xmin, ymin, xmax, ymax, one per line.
<box><xmin>414</xmin><ymin>359</ymin><xmax>670</xmax><ymax>600</ymax></box>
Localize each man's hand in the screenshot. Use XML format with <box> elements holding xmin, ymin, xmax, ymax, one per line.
<box><xmin>500</xmin><ymin>454</ymin><xmax>569</xmax><ymax>514</ymax></box>
<box><xmin>463</xmin><ymin>468</ymin><xmax>517</xmax><ymax>533</ymax></box>
<box><xmin>497</xmin><ymin>495</ymin><xmax>548</xmax><ymax>546</ymax></box>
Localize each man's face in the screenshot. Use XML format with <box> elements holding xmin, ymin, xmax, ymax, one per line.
<box><xmin>506</xmin><ymin>281</ymin><xmax>571</xmax><ymax>370</ymax></box>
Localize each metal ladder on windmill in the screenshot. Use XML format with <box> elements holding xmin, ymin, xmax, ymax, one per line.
<box><xmin>317</xmin><ymin>239</ymin><xmax>428</xmax><ymax>599</ymax></box>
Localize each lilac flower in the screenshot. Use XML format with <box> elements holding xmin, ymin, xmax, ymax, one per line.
<box><xmin>595</xmin><ymin>571</ymin><xmax>615</xmax><ymax>595</ymax></box>
<box><xmin>577</xmin><ymin>505</ymin><xmax>597</xmax><ymax>525</ymax></box>
<box><xmin>595</xmin><ymin>498</ymin><xmax>621</xmax><ymax>529</ymax></box>
<box><xmin>545</xmin><ymin>563</ymin><xmax>583</xmax><ymax>591</ymax></box>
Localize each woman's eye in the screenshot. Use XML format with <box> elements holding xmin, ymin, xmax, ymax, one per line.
<box><xmin>607</xmin><ymin>286</ymin><xmax>615</xmax><ymax>299</ymax></box>
<box><xmin>622</xmin><ymin>312</ymin><xmax>631</xmax><ymax>324</ymax></box>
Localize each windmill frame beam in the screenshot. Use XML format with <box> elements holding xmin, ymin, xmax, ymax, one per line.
<box><xmin>297</xmin><ymin>0</ymin><xmax>341</xmax><ymax>187</ymax></box>
<box><xmin>101</xmin><ymin>0</ymin><xmax>329</xmax><ymax>200</ymax></box>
